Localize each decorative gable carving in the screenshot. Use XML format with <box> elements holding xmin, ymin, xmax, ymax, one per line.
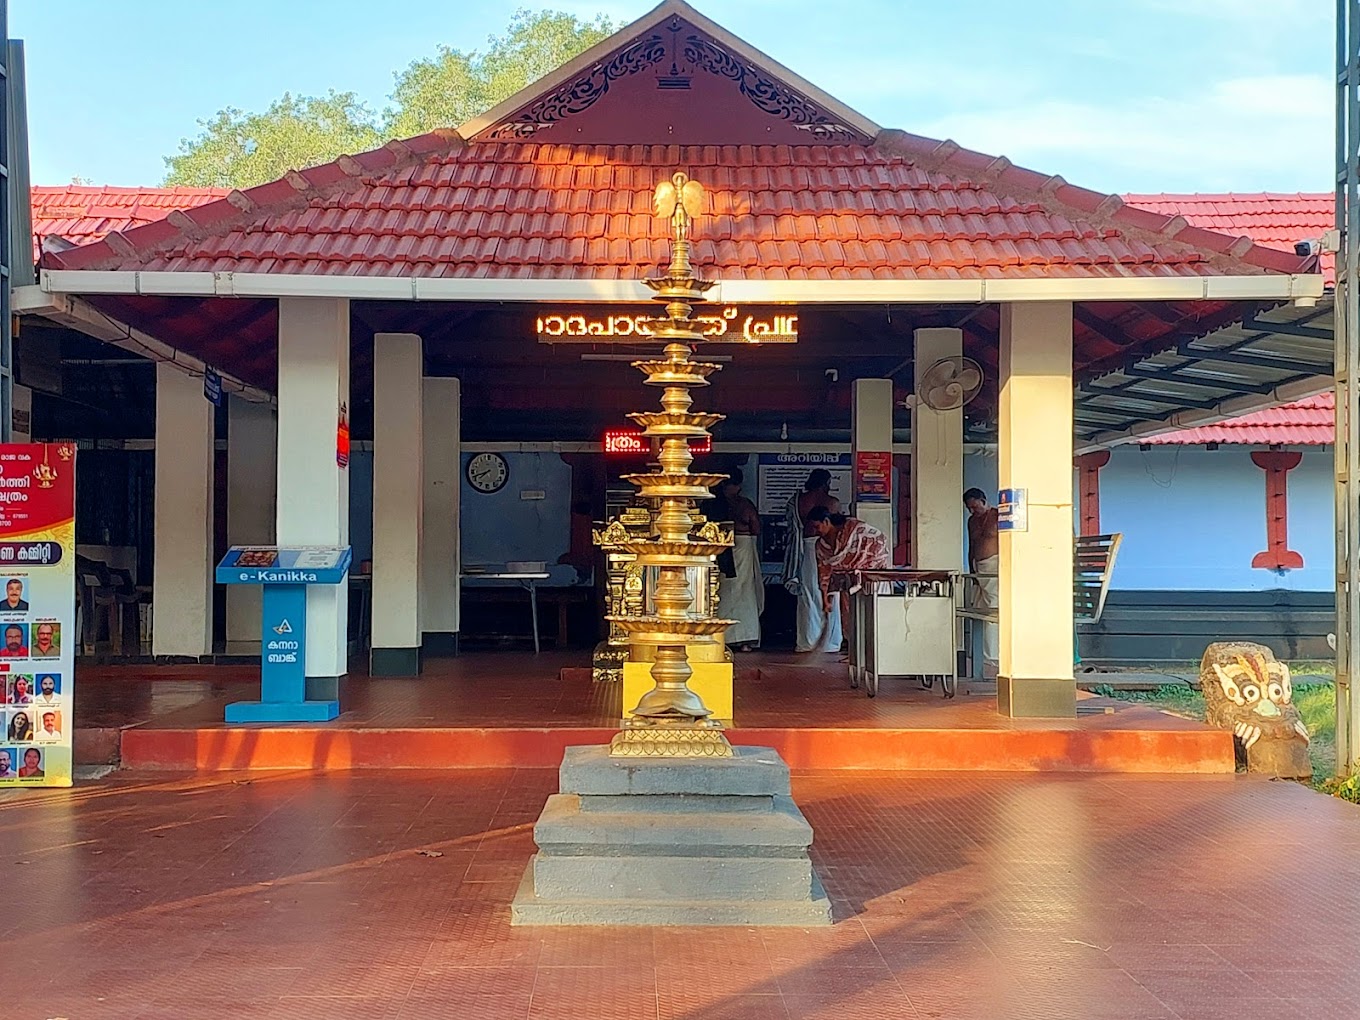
<box><xmin>480</xmin><ymin>17</ymin><xmax>871</xmax><ymax>145</ymax></box>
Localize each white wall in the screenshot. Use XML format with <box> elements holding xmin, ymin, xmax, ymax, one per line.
<box><xmin>1101</xmin><ymin>445</ymin><xmax>1333</xmax><ymax>591</ymax></box>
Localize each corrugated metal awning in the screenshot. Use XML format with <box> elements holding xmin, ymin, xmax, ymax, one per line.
<box><xmin>1075</xmin><ymin>298</ymin><xmax>1333</xmax><ymax>451</ymax></box>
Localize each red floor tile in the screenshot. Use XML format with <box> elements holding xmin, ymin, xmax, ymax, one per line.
<box><xmin>2</xmin><ymin>768</ymin><xmax>1356</xmax><ymax>1019</ymax></box>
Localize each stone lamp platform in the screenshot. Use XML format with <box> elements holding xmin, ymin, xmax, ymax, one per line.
<box><xmin>511</xmin><ymin>745</ymin><xmax>832</xmax><ymax>926</ymax></box>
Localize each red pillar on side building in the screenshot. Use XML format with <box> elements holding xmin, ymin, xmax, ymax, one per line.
<box><xmin>1250</xmin><ymin>450</ymin><xmax>1304</xmax><ymax>570</ymax></box>
<box><xmin>1075</xmin><ymin>451</ymin><xmax>1110</xmax><ymax>537</ymax></box>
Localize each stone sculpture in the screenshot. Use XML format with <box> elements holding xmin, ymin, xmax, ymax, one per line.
<box><xmin>1200</xmin><ymin>641</ymin><xmax>1311</xmax><ymax>779</ymax></box>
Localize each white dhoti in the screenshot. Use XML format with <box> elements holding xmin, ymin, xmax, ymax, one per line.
<box><xmin>975</xmin><ymin>553</ymin><xmax>999</xmax><ymax>676</ymax></box>
<box><xmin>795</xmin><ymin>536</ymin><xmax>842</xmax><ymax>653</ymax></box>
<box><xmin>720</xmin><ymin>534</ymin><xmax>765</xmax><ymax>647</ymax></box>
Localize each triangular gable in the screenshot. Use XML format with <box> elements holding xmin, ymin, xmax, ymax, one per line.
<box><xmin>460</xmin><ymin>0</ymin><xmax>877</xmax><ymax>145</ymax></box>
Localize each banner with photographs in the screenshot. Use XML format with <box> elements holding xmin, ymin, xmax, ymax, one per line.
<box><xmin>0</xmin><ymin>444</ymin><xmax>75</xmax><ymax>788</ymax></box>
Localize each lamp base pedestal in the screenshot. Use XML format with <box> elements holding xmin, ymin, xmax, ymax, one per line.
<box><xmin>511</xmin><ymin>745</ymin><xmax>831</xmax><ymax>926</ymax></box>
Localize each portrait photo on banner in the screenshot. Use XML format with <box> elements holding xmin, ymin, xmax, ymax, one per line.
<box><xmin>35</xmin><ymin>709</ymin><xmax>62</xmax><ymax>743</ymax></box>
<box><xmin>33</xmin><ymin>673</ymin><xmax>61</xmax><ymax>704</ymax></box>
<box><xmin>0</xmin><ymin>576</ymin><xmax>28</xmax><ymax>613</ymax></box>
<box><xmin>1</xmin><ymin>622</ymin><xmax>28</xmax><ymax>658</ymax></box>
<box><xmin>8</xmin><ymin>675</ymin><xmax>33</xmax><ymax>704</ymax></box>
<box><xmin>30</xmin><ymin>621</ymin><xmax>60</xmax><ymax>659</ymax></box>
<box><xmin>8</xmin><ymin>709</ymin><xmax>33</xmax><ymax>742</ymax></box>
<box><xmin>18</xmin><ymin>746</ymin><xmax>44</xmax><ymax>779</ymax></box>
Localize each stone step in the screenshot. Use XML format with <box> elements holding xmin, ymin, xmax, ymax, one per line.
<box><xmin>579</xmin><ymin>793</ymin><xmax>773</xmax><ymax>813</ymax></box>
<box><xmin>534</xmin><ymin>793</ymin><xmax>814</xmax><ymax>857</ymax></box>
<box><xmin>560</xmin><ymin>745</ymin><xmax>790</xmax><ymax>797</ymax></box>
<box><xmin>511</xmin><ymin>869</ymin><xmax>832</xmax><ymax>927</ymax></box>
<box><xmin>533</xmin><ymin>853</ymin><xmax>814</xmax><ymax>901</ymax></box>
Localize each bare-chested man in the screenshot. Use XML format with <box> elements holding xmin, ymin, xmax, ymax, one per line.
<box><xmin>716</xmin><ymin>470</ymin><xmax>763</xmax><ymax>650</ymax></box>
<box><xmin>785</xmin><ymin>469</ymin><xmax>843</xmax><ymax>652</ymax></box>
<box><xmin>964</xmin><ymin>488</ymin><xmax>999</xmax><ymax>676</ymax></box>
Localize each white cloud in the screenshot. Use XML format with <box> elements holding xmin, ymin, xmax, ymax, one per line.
<box><xmin>911</xmin><ymin>73</ymin><xmax>1332</xmax><ymax>193</ymax></box>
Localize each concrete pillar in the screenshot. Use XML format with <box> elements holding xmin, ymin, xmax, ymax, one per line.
<box><xmin>152</xmin><ymin>364</ymin><xmax>214</xmax><ymax>657</ymax></box>
<box><xmin>850</xmin><ymin>378</ymin><xmax>894</xmax><ymax>542</ymax></box>
<box><xmin>225</xmin><ymin>396</ymin><xmax>277</xmax><ymax>653</ymax></box>
<box><xmin>420</xmin><ymin>377</ymin><xmax>461</xmax><ymax>651</ymax></box>
<box><xmin>911</xmin><ymin>328</ymin><xmax>965</xmax><ymax>570</ymax></box>
<box><xmin>276</xmin><ymin>297</ymin><xmax>350</xmax><ymax>689</ymax></box>
<box><xmin>371</xmin><ymin>333</ymin><xmax>423</xmax><ymax>675</ymax></box>
<box><xmin>997</xmin><ymin>301</ymin><xmax>1075</xmax><ymax>718</ymax></box>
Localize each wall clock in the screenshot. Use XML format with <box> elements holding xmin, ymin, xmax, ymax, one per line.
<box><xmin>466</xmin><ymin>452</ymin><xmax>509</xmax><ymax>494</ymax></box>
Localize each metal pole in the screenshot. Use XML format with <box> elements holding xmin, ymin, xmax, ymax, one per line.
<box><xmin>0</xmin><ymin>0</ymin><xmax>11</xmax><ymax>443</ymax></box>
<box><xmin>1336</xmin><ymin>0</ymin><xmax>1360</xmax><ymax>774</ymax></box>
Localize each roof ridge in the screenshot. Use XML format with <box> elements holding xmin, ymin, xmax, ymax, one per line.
<box><xmin>1121</xmin><ymin>191</ymin><xmax>1332</xmax><ymax>202</ymax></box>
<box><xmin>872</xmin><ymin>130</ymin><xmax>1309</xmax><ymax>276</ymax></box>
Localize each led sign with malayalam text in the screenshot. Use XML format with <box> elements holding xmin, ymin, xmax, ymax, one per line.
<box><xmin>537</xmin><ymin>306</ymin><xmax>798</xmax><ymax>344</ymax></box>
<box><xmin>602</xmin><ymin>429</ymin><xmax>712</xmax><ymax>456</ymax></box>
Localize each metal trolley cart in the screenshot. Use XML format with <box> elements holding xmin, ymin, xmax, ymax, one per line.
<box><xmin>837</xmin><ymin>569</ymin><xmax>959</xmax><ymax>699</ymax></box>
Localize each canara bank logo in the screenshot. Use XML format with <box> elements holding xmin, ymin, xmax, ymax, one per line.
<box><xmin>273</xmin><ymin>619</ymin><xmax>293</xmax><ymax>636</ymax></box>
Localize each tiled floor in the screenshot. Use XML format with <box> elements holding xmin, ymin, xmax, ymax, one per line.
<box><xmin>76</xmin><ymin>650</ymin><xmax>1197</xmax><ymax>732</ymax></box>
<box><xmin>2</xmin><ymin>767</ymin><xmax>1356</xmax><ymax>1019</ymax></box>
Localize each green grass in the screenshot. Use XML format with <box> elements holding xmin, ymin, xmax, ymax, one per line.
<box><xmin>1093</xmin><ymin>681</ymin><xmax>1338</xmax><ymax>789</ymax></box>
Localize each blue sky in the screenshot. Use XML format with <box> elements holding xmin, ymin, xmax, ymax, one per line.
<box><xmin>13</xmin><ymin>0</ymin><xmax>1332</xmax><ymax>194</ymax></box>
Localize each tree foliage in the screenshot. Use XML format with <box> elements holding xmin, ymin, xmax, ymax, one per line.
<box><xmin>163</xmin><ymin>9</ymin><xmax>616</xmax><ymax>188</ymax></box>
<box><xmin>164</xmin><ymin>92</ymin><xmax>382</xmax><ymax>189</ymax></box>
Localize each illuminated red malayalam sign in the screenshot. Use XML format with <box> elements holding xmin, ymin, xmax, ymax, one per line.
<box><xmin>602</xmin><ymin>430</ymin><xmax>712</xmax><ymax>456</ymax></box>
<box><xmin>539</xmin><ymin>306</ymin><xmax>798</xmax><ymax>343</ymax></box>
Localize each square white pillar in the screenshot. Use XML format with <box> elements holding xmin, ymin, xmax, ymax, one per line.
<box><xmin>371</xmin><ymin>333</ymin><xmax>424</xmax><ymax>675</ymax></box>
<box><xmin>911</xmin><ymin>328</ymin><xmax>965</xmax><ymax>570</ymax></box>
<box><xmin>850</xmin><ymin>378</ymin><xmax>895</xmax><ymax>543</ymax></box>
<box><xmin>152</xmin><ymin>364</ymin><xmax>214</xmax><ymax>657</ymax></box>
<box><xmin>997</xmin><ymin>301</ymin><xmax>1075</xmax><ymax>718</ymax></box>
<box><xmin>225</xmin><ymin>396</ymin><xmax>277</xmax><ymax>652</ymax></box>
<box><xmin>276</xmin><ymin>297</ymin><xmax>350</xmax><ymax>685</ymax></box>
<box><xmin>420</xmin><ymin>377</ymin><xmax>460</xmax><ymax>650</ymax></box>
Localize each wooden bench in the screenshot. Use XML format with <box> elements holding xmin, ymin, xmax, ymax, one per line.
<box><xmin>1074</xmin><ymin>533</ymin><xmax>1122</xmax><ymax>625</ymax></box>
<box><xmin>955</xmin><ymin>533</ymin><xmax>1123</xmax><ymax>671</ymax></box>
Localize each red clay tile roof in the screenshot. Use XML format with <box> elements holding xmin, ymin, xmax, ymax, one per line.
<box><xmin>1122</xmin><ymin>192</ymin><xmax>1332</xmax><ymax>283</ymax></box>
<box><xmin>1144</xmin><ymin>391</ymin><xmax>1333</xmax><ymax>446</ymax></box>
<box><xmin>1121</xmin><ymin>195</ymin><xmax>1333</xmax><ymax>446</ymax></box>
<box><xmin>31</xmin><ymin>185</ymin><xmax>228</xmax><ymax>257</ymax></box>
<box><xmin>43</xmin><ymin>135</ymin><xmax>1310</xmax><ymax>280</ymax></box>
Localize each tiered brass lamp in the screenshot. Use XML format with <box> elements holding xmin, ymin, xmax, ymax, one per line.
<box><xmin>606</xmin><ymin>172</ymin><xmax>735</xmax><ymax>758</ymax></box>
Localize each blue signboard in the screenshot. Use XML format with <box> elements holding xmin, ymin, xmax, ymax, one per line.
<box><xmin>216</xmin><ymin>546</ymin><xmax>350</xmax><ymax>723</ymax></box>
<box><xmin>997</xmin><ymin>488</ymin><xmax>1028</xmax><ymax>532</ymax></box>
<box><xmin>216</xmin><ymin>546</ymin><xmax>352</xmax><ymax>586</ymax></box>
<box><xmin>203</xmin><ymin>368</ymin><xmax>223</xmax><ymax>407</ymax></box>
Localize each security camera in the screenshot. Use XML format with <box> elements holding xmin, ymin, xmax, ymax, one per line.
<box><xmin>1294</xmin><ymin>240</ymin><xmax>1316</xmax><ymax>257</ymax></box>
<box><xmin>825</xmin><ymin>368</ymin><xmax>839</xmax><ymax>383</ymax></box>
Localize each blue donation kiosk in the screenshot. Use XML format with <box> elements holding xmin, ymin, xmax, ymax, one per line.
<box><xmin>216</xmin><ymin>545</ymin><xmax>352</xmax><ymax>723</ymax></box>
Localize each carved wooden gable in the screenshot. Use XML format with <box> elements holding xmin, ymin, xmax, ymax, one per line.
<box><xmin>473</xmin><ymin>14</ymin><xmax>873</xmax><ymax>146</ymax></box>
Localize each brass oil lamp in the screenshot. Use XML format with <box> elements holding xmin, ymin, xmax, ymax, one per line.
<box><xmin>606</xmin><ymin>171</ymin><xmax>735</xmax><ymax>758</ymax></box>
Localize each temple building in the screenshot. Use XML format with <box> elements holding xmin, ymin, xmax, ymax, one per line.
<box><xmin>17</xmin><ymin>0</ymin><xmax>1327</xmax><ymax>724</ymax></box>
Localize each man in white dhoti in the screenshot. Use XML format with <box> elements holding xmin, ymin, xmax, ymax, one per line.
<box><xmin>964</xmin><ymin>488</ymin><xmax>999</xmax><ymax>677</ymax></box>
<box><xmin>782</xmin><ymin>469</ymin><xmax>842</xmax><ymax>652</ymax></box>
<box><xmin>712</xmin><ymin>470</ymin><xmax>764</xmax><ymax>651</ymax></box>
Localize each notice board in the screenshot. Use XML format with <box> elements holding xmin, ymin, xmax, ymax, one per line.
<box><xmin>756</xmin><ymin>453</ymin><xmax>852</xmax><ymax>515</ymax></box>
<box><xmin>0</xmin><ymin>444</ymin><xmax>76</xmax><ymax>788</ymax></box>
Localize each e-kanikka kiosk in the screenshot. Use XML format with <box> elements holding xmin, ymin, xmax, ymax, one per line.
<box><xmin>215</xmin><ymin>545</ymin><xmax>352</xmax><ymax>723</ymax></box>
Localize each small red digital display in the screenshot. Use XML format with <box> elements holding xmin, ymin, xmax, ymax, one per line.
<box><xmin>602</xmin><ymin>430</ymin><xmax>711</xmax><ymax>456</ymax></box>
